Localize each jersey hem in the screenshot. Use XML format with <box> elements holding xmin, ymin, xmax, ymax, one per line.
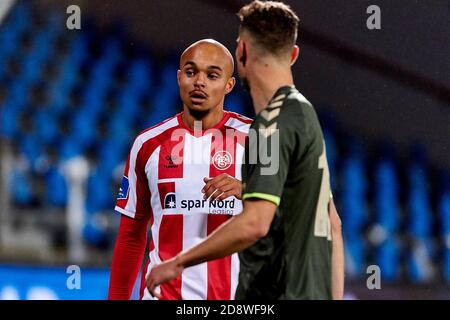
<box><xmin>114</xmin><ymin>206</ymin><xmax>136</xmax><ymax>218</ymax></box>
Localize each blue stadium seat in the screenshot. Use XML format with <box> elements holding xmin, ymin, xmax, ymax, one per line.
<box><xmin>375</xmin><ymin>161</ymin><xmax>399</xmax><ymax>233</ymax></box>
<box><xmin>0</xmin><ymin>107</ymin><xmax>20</xmax><ymax>139</ymax></box>
<box><xmin>373</xmin><ymin>149</ymin><xmax>401</xmax><ymax>281</ymax></box>
<box><xmin>323</xmin><ymin>127</ymin><xmax>337</xmax><ymax>188</ymax></box>
<box><xmin>97</xmin><ymin>138</ymin><xmax>128</xmax><ymax>178</ymax></box>
<box><xmin>45</xmin><ymin>9</ymin><xmax>64</xmax><ymax>37</ymax></box>
<box><xmin>108</xmin><ymin>112</ymin><xmax>134</xmax><ymax>141</ymax></box>
<box><xmin>375</xmin><ymin>239</ymin><xmax>400</xmax><ymax>282</ymax></box>
<box><xmin>406</xmin><ymin>238</ymin><xmax>436</xmax><ymax>283</ymax></box>
<box><xmin>45</xmin><ymin>165</ymin><xmax>68</xmax><ymax>207</ymax></box>
<box><xmin>126</xmin><ymin>58</ymin><xmax>153</xmax><ymax>95</ymax></box>
<box><xmin>438</xmin><ymin>172</ymin><xmax>450</xmax><ymax>282</ymax></box>
<box><xmin>406</xmin><ymin>146</ymin><xmax>436</xmax><ymax>282</ymax></box>
<box><xmin>67</xmin><ymin>33</ymin><xmax>91</xmax><ymax>66</ymax></box>
<box><xmin>345</xmin><ymin>238</ymin><xmax>367</xmax><ymax>279</ymax></box>
<box><xmin>145</xmin><ymin>64</ymin><xmax>180</xmax><ymax>127</ymax></box>
<box><xmin>407</xmin><ymin>163</ymin><xmax>432</xmax><ymax>240</ymax></box>
<box><xmin>10</xmin><ymin>166</ymin><xmax>34</xmax><ymax>206</ymax></box>
<box><xmin>5</xmin><ymin>3</ymin><xmax>32</xmax><ymax>36</ymax></box>
<box><xmin>224</xmin><ymin>92</ymin><xmax>247</xmax><ymax>116</ymax></box>
<box><xmin>115</xmin><ymin>89</ymin><xmax>140</xmax><ymax>122</ymax></box>
<box><xmin>83</xmin><ymin>214</ymin><xmax>109</xmax><ymax>247</ymax></box>
<box><xmin>8</xmin><ymin>81</ymin><xmax>30</xmax><ymax>111</ymax></box>
<box><xmin>0</xmin><ymin>31</ymin><xmax>20</xmax><ymax>72</ymax></box>
<box><xmin>101</xmin><ymin>37</ymin><xmax>122</xmax><ymax>67</ymax></box>
<box><xmin>85</xmin><ymin>170</ymin><xmax>115</xmax><ymax>214</ymax></box>
<box><xmin>19</xmin><ymin>134</ymin><xmax>44</xmax><ymax>173</ymax></box>
<box><xmin>341</xmin><ymin>139</ymin><xmax>368</xmax><ymax>278</ymax></box>
<box><xmin>146</xmin><ymin>89</ymin><xmax>180</xmax><ymax>126</ymax></box>
<box><xmin>58</xmin><ymin>138</ymin><xmax>83</xmax><ymax>161</ymax></box>
<box><xmin>68</xmin><ymin>120</ymin><xmax>97</xmax><ymax>151</ymax></box>
<box><xmin>33</xmin><ymin>109</ymin><xmax>60</xmax><ymax>146</ymax></box>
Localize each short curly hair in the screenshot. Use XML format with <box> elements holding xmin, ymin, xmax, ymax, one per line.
<box><xmin>237</xmin><ymin>1</ymin><xmax>300</xmax><ymax>56</ymax></box>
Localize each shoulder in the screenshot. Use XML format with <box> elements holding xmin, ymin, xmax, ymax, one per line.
<box><xmin>282</xmin><ymin>90</ymin><xmax>314</xmax><ymax>118</ymax></box>
<box><xmin>224</xmin><ymin>111</ymin><xmax>253</xmax><ymax>134</ymax></box>
<box><xmin>279</xmin><ymin>90</ymin><xmax>319</xmax><ymax>132</ymax></box>
<box><xmin>253</xmin><ymin>89</ymin><xmax>317</xmax><ymax>141</ymax></box>
<box><xmin>132</xmin><ymin>114</ymin><xmax>181</xmax><ymax>152</ymax></box>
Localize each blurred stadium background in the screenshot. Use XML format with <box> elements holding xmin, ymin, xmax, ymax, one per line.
<box><xmin>0</xmin><ymin>0</ymin><xmax>449</xmax><ymax>299</ymax></box>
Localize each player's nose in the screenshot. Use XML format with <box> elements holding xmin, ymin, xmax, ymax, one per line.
<box><xmin>194</xmin><ymin>72</ymin><xmax>206</xmax><ymax>87</ymax></box>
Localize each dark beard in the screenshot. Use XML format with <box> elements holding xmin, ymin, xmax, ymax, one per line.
<box><xmin>187</xmin><ymin>107</ymin><xmax>209</xmax><ymax>120</ymax></box>
<box><xmin>240</xmin><ymin>77</ymin><xmax>251</xmax><ymax>92</ymax></box>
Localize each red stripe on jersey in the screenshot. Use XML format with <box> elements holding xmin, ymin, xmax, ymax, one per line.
<box><xmin>158</xmin><ymin>130</ymin><xmax>185</xmax><ymax>179</ymax></box>
<box><xmin>135</xmin><ymin>145</ymin><xmax>152</xmax><ymax>220</ymax></box>
<box><xmin>206</xmin><ymin>214</ymin><xmax>232</xmax><ymax>299</ymax></box>
<box><xmin>227</xmin><ymin>111</ymin><xmax>253</xmax><ymax>124</ymax></box>
<box><xmin>206</xmin><ymin>131</ymin><xmax>236</xmax><ymax>299</ymax></box>
<box><xmin>209</xmin><ymin>126</ymin><xmax>237</xmax><ymax>178</ymax></box>
<box><xmin>158</xmin><ymin>214</ymin><xmax>183</xmax><ymax>300</ymax></box>
<box><xmin>230</xmin><ymin>128</ymin><xmax>248</xmax><ymax>148</ymax></box>
<box><xmin>149</xmin><ymin>238</ymin><xmax>155</xmax><ymax>252</ymax></box>
<box><xmin>139</xmin><ymin>238</ymin><xmax>155</xmax><ymax>300</ymax></box>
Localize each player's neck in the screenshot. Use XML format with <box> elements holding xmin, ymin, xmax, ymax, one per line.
<box><xmin>248</xmin><ymin>63</ymin><xmax>294</xmax><ymax>115</ymax></box>
<box><xmin>182</xmin><ymin>107</ymin><xmax>224</xmax><ymax>131</ymax></box>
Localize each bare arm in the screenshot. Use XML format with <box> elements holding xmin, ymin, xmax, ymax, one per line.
<box><xmin>146</xmin><ymin>199</ymin><xmax>277</xmax><ymax>298</ymax></box>
<box><xmin>181</xmin><ymin>199</ymin><xmax>276</xmax><ymax>267</ymax></box>
<box><xmin>329</xmin><ymin>198</ymin><xmax>345</xmax><ymax>300</ymax></box>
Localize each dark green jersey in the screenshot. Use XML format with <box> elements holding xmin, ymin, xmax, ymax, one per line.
<box><xmin>236</xmin><ymin>86</ymin><xmax>333</xmax><ymax>300</ymax></box>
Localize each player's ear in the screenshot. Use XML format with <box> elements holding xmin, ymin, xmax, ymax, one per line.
<box><xmin>290</xmin><ymin>45</ymin><xmax>299</xmax><ymax>66</ymax></box>
<box><xmin>225</xmin><ymin>77</ymin><xmax>236</xmax><ymax>94</ymax></box>
<box><xmin>177</xmin><ymin>69</ymin><xmax>181</xmax><ymax>86</ymax></box>
<box><xmin>236</xmin><ymin>39</ymin><xmax>247</xmax><ymax>67</ymax></box>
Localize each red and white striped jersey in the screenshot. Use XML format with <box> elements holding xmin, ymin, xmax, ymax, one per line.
<box><xmin>115</xmin><ymin>111</ymin><xmax>252</xmax><ymax>300</ymax></box>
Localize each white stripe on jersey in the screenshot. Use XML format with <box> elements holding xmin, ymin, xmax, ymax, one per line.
<box><xmin>230</xmin><ymin>252</ymin><xmax>240</xmax><ymax>299</ymax></box>
<box><xmin>225</xmin><ymin>116</ymin><xmax>252</xmax><ymax>134</ymax></box>
<box><xmin>146</xmin><ymin>145</ymin><xmax>163</xmax><ymax>262</ymax></box>
<box><xmin>142</xmin><ymin>147</ymin><xmax>163</xmax><ymax>301</ymax></box>
<box><xmin>181</xmin><ymin>214</ymin><xmax>208</xmax><ymax>300</ymax></box>
<box><xmin>122</xmin><ymin>116</ymin><xmax>179</xmax><ymax>216</ymax></box>
<box><xmin>179</xmin><ymin>133</ymin><xmax>211</xmax><ymax>299</ymax></box>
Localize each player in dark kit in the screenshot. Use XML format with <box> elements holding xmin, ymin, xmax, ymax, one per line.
<box><xmin>238</xmin><ymin>85</ymin><xmax>334</xmax><ymax>299</ymax></box>
<box><xmin>146</xmin><ymin>1</ymin><xmax>344</xmax><ymax>299</ymax></box>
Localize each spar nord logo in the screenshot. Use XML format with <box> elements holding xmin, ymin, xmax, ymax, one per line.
<box><xmin>181</xmin><ymin>198</ymin><xmax>236</xmax><ymax>215</ymax></box>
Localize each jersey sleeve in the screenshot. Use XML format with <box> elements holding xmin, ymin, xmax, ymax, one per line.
<box><xmin>108</xmin><ymin>214</ymin><xmax>149</xmax><ymax>300</ymax></box>
<box><xmin>242</xmin><ymin>108</ymin><xmax>304</xmax><ymax>206</ymax></box>
<box><xmin>115</xmin><ymin>136</ymin><xmax>151</xmax><ymax>220</ymax></box>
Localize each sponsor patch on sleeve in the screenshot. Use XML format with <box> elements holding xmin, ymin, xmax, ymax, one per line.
<box><xmin>117</xmin><ymin>176</ymin><xmax>130</xmax><ymax>200</ymax></box>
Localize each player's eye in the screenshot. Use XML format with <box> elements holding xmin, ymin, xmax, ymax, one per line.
<box><xmin>185</xmin><ymin>70</ymin><xmax>194</xmax><ymax>77</ymax></box>
<box><xmin>208</xmin><ymin>73</ymin><xmax>219</xmax><ymax>79</ymax></box>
